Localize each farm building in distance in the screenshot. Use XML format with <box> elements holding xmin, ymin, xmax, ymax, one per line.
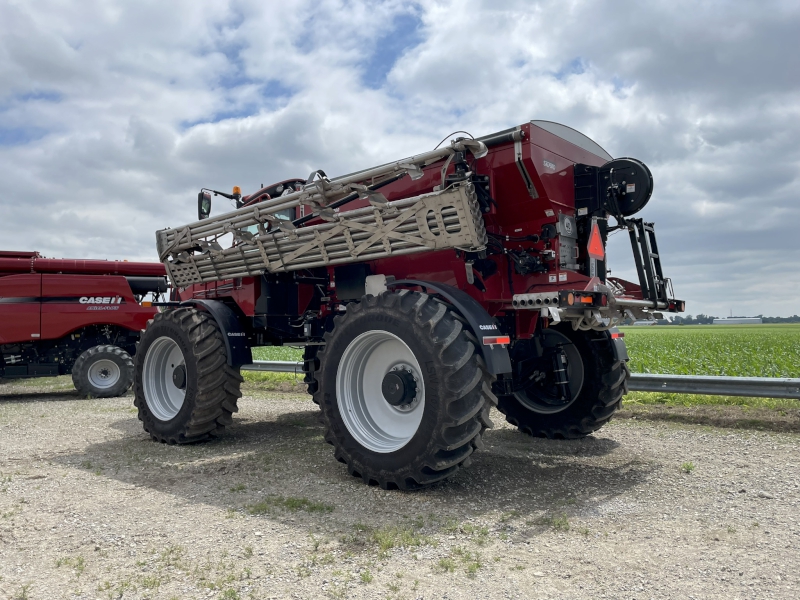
<box><xmin>713</xmin><ymin>317</ymin><xmax>763</xmax><ymax>325</ymax></box>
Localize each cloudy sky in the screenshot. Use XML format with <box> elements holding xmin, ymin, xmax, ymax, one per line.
<box><xmin>1</xmin><ymin>0</ymin><xmax>798</xmax><ymax>318</ymax></box>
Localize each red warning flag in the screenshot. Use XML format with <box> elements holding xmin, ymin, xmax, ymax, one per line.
<box><xmin>587</xmin><ymin>222</ymin><xmax>605</xmax><ymax>260</ymax></box>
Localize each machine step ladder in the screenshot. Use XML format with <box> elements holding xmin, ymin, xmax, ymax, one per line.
<box><xmin>628</xmin><ymin>219</ymin><xmax>670</xmax><ymax>303</ymax></box>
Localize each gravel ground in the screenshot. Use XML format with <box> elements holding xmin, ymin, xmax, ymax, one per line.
<box><xmin>1</xmin><ymin>377</ymin><xmax>799</xmax><ymax>600</ymax></box>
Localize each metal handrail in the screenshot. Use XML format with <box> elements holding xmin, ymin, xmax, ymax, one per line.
<box><xmin>241</xmin><ymin>361</ymin><xmax>800</xmax><ymax>400</ymax></box>
<box><xmin>244</xmin><ymin>360</ymin><xmax>304</xmax><ymax>374</ymax></box>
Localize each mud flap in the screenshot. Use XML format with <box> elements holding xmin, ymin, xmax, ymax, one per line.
<box><xmin>608</xmin><ymin>327</ymin><xmax>629</xmax><ymax>362</ymax></box>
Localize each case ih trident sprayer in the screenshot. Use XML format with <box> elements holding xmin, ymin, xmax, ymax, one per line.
<box><xmin>136</xmin><ymin>120</ymin><xmax>684</xmax><ymax>489</ymax></box>
<box><xmin>0</xmin><ymin>251</ymin><xmax>166</xmax><ymax>397</ymax></box>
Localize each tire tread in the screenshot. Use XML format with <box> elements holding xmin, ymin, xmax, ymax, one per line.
<box><xmin>315</xmin><ymin>291</ymin><xmax>496</xmax><ymax>489</ymax></box>
<box><xmin>133</xmin><ymin>308</ymin><xmax>241</xmax><ymax>444</ymax></box>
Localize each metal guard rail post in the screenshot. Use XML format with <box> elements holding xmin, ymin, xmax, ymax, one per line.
<box><xmin>242</xmin><ymin>361</ymin><xmax>800</xmax><ymax>400</ymax></box>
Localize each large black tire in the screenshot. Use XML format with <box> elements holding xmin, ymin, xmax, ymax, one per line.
<box><xmin>133</xmin><ymin>308</ymin><xmax>242</xmax><ymax>444</ymax></box>
<box><xmin>496</xmin><ymin>326</ymin><xmax>628</xmax><ymax>439</ymax></box>
<box><xmin>314</xmin><ymin>290</ymin><xmax>496</xmax><ymax>490</ymax></box>
<box><xmin>303</xmin><ymin>345</ymin><xmax>320</xmax><ymax>403</ymax></box>
<box><xmin>72</xmin><ymin>345</ymin><xmax>134</xmax><ymax>398</ymax></box>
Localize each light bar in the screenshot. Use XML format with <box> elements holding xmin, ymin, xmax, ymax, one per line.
<box><xmin>482</xmin><ymin>335</ymin><xmax>510</xmax><ymax>346</ymax></box>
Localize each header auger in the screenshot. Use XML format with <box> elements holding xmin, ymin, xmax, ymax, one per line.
<box><xmin>136</xmin><ymin>120</ymin><xmax>684</xmax><ymax>489</ymax></box>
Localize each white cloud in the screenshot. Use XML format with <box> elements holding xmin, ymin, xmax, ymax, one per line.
<box><xmin>0</xmin><ymin>0</ymin><xmax>799</xmax><ymax>317</ymax></box>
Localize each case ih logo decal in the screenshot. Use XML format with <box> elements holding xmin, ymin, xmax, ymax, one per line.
<box><xmin>79</xmin><ymin>296</ymin><xmax>124</xmax><ymax>304</ymax></box>
<box><xmin>78</xmin><ymin>296</ymin><xmax>125</xmax><ymax>311</ymax></box>
<box><xmin>0</xmin><ymin>296</ymin><xmax>127</xmax><ymax>305</ymax></box>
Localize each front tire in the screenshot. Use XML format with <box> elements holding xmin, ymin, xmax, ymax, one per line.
<box><xmin>72</xmin><ymin>345</ymin><xmax>134</xmax><ymax>398</ymax></box>
<box><xmin>314</xmin><ymin>290</ymin><xmax>496</xmax><ymax>490</ymax></box>
<box><xmin>133</xmin><ymin>308</ymin><xmax>242</xmax><ymax>444</ymax></box>
<box><xmin>496</xmin><ymin>326</ymin><xmax>628</xmax><ymax>439</ymax></box>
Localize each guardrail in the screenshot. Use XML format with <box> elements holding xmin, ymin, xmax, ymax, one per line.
<box><xmin>242</xmin><ymin>361</ymin><xmax>800</xmax><ymax>400</ymax></box>
<box><xmin>627</xmin><ymin>373</ymin><xmax>800</xmax><ymax>399</ymax></box>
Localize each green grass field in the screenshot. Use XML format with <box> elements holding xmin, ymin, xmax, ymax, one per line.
<box><xmin>246</xmin><ymin>324</ymin><xmax>800</xmax><ymax>409</ymax></box>
<box><xmin>252</xmin><ymin>324</ymin><xmax>800</xmax><ymax>378</ymax></box>
<box><xmin>620</xmin><ymin>323</ymin><xmax>800</xmax><ymax>410</ymax></box>
<box><xmin>620</xmin><ymin>323</ymin><xmax>800</xmax><ymax>378</ymax></box>
<box><xmin>251</xmin><ymin>346</ymin><xmax>303</xmax><ymax>362</ymax></box>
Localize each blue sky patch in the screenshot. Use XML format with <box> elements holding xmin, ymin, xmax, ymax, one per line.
<box><xmin>180</xmin><ymin>78</ymin><xmax>293</xmax><ymax>129</ymax></box>
<box><xmin>261</xmin><ymin>79</ymin><xmax>293</xmax><ymax>100</ymax></box>
<box><xmin>216</xmin><ymin>42</ymin><xmax>257</xmax><ymax>90</ymax></box>
<box><xmin>0</xmin><ymin>126</ymin><xmax>48</xmax><ymax>146</ymax></box>
<box><xmin>294</xmin><ymin>14</ymin><xmax>316</xmax><ymax>54</ymax></box>
<box><xmin>362</xmin><ymin>12</ymin><xmax>424</xmax><ymax>89</ymax></box>
<box><xmin>554</xmin><ymin>57</ymin><xmax>586</xmax><ymax>80</ymax></box>
<box><xmin>18</xmin><ymin>90</ymin><xmax>64</xmax><ymax>103</ymax></box>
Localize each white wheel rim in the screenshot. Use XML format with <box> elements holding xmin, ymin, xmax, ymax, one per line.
<box><xmin>87</xmin><ymin>359</ymin><xmax>121</xmax><ymax>389</ymax></box>
<box><xmin>142</xmin><ymin>336</ymin><xmax>186</xmax><ymax>421</ymax></box>
<box><xmin>336</xmin><ymin>330</ymin><xmax>425</xmax><ymax>453</ymax></box>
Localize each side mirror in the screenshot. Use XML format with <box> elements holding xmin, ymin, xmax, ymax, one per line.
<box><xmin>198</xmin><ymin>191</ymin><xmax>211</xmax><ymax>220</ymax></box>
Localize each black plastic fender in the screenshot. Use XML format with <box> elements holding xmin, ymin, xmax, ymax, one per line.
<box><xmin>179</xmin><ymin>299</ymin><xmax>253</xmax><ymax>367</ymax></box>
<box><xmin>388</xmin><ymin>279</ymin><xmax>512</xmax><ymax>375</ymax></box>
<box><xmin>607</xmin><ymin>327</ymin><xmax>629</xmax><ymax>362</ymax></box>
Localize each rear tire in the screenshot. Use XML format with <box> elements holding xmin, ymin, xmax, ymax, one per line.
<box><xmin>133</xmin><ymin>308</ymin><xmax>242</xmax><ymax>444</ymax></box>
<box><xmin>72</xmin><ymin>345</ymin><xmax>134</xmax><ymax>398</ymax></box>
<box><xmin>314</xmin><ymin>290</ymin><xmax>496</xmax><ymax>490</ymax></box>
<box><xmin>496</xmin><ymin>326</ymin><xmax>628</xmax><ymax>439</ymax></box>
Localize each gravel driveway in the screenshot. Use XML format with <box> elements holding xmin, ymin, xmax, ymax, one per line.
<box><xmin>1</xmin><ymin>378</ymin><xmax>798</xmax><ymax>599</ymax></box>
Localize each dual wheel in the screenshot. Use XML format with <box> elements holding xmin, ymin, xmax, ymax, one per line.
<box><xmin>312</xmin><ymin>294</ymin><xmax>626</xmax><ymax>488</ymax></box>
<box><xmin>133</xmin><ymin>296</ymin><xmax>626</xmax><ymax>488</ymax></box>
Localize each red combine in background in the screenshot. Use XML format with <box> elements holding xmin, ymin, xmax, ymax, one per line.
<box><xmin>0</xmin><ymin>251</ymin><xmax>166</xmax><ymax>397</ymax></box>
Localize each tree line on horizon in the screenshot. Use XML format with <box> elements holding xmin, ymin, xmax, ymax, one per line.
<box><xmin>621</xmin><ymin>314</ymin><xmax>800</xmax><ymax>325</ymax></box>
<box><xmin>667</xmin><ymin>314</ymin><xmax>800</xmax><ymax>325</ymax></box>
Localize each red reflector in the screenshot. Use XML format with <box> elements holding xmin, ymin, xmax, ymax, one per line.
<box><xmin>611</xmin><ymin>332</ymin><xmax>625</xmax><ymax>339</ymax></box>
<box><xmin>588</xmin><ymin>222</ymin><xmax>605</xmax><ymax>260</ymax></box>
<box><xmin>483</xmin><ymin>336</ymin><xmax>510</xmax><ymax>346</ymax></box>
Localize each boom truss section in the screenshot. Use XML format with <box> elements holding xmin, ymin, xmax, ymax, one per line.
<box><xmin>158</xmin><ymin>182</ymin><xmax>488</xmax><ymax>287</ymax></box>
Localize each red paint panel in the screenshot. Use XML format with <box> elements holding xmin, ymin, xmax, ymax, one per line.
<box><xmin>40</xmin><ymin>274</ymin><xmax>156</xmax><ymax>340</ymax></box>
<box><xmin>527</xmin><ymin>124</ymin><xmax>609</xmax><ymax>168</ymax></box>
<box><xmin>179</xmin><ymin>278</ymin><xmax>257</xmax><ymax>315</ymax></box>
<box><xmin>0</xmin><ymin>257</ymin><xmax>166</xmax><ymax>276</ymax></box>
<box><xmin>0</xmin><ymin>274</ymin><xmax>41</xmax><ymax>344</ymax></box>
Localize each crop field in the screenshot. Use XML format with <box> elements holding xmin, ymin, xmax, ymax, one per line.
<box><xmin>253</xmin><ymin>324</ymin><xmax>800</xmax><ymax>378</ymax></box>
<box><xmin>621</xmin><ymin>324</ymin><xmax>800</xmax><ymax>378</ymax></box>
<box><xmin>250</xmin><ymin>324</ymin><xmax>800</xmax><ymax>409</ymax></box>
<box><xmin>251</xmin><ymin>346</ymin><xmax>303</xmax><ymax>362</ymax></box>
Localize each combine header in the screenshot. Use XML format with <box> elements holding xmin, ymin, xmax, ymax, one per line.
<box><xmin>136</xmin><ymin>120</ymin><xmax>683</xmax><ymax>489</ymax></box>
